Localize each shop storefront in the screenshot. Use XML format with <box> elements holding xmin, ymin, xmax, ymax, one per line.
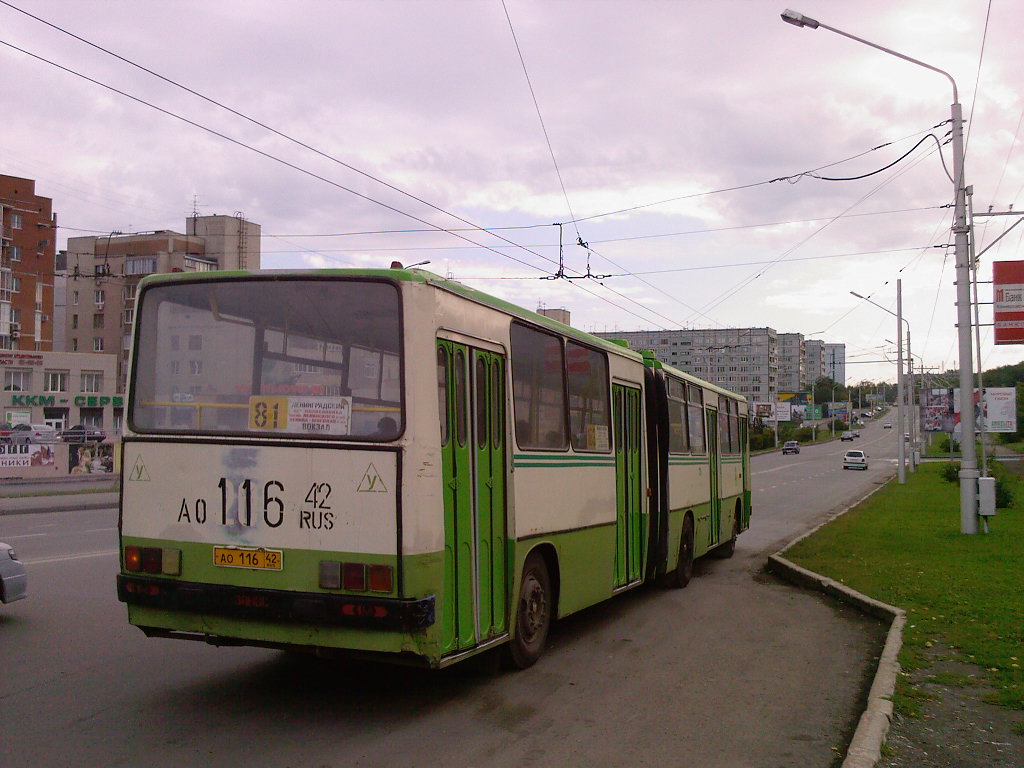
<box><xmin>1</xmin><ymin>350</ymin><xmax>121</xmax><ymax>433</ymax></box>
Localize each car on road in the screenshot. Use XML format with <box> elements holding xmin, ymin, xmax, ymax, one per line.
<box><xmin>840</xmin><ymin>432</ymin><xmax>855</xmax><ymax>441</ymax></box>
<box><xmin>883</xmin><ymin>422</ymin><xmax>893</xmax><ymax>429</ymax></box>
<box><xmin>852</xmin><ymin>430</ymin><xmax>861</xmax><ymax>438</ymax></box>
<box><xmin>9</xmin><ymin>423</ymin><xmax>59</xmax><ymax>444</ymax></box>
<box><xmin>60</xmin><ymin>424</ymin><xmax>106</xmax><ymax>443</ymax></box>
<box><xmin>843</xmin><ymin>449</ymin><xmax>868</xmax><ymax>470</ymax></box>
<box><xmin>782</xmin><ymin>440</ymin><xmax>800</xmax><ymax>454</ymax></box>
<box><xmin>0</xmin><ymin>542</ymin><xmax>27</xmax><ymax>604</ymax></box>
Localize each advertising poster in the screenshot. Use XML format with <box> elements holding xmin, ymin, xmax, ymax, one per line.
<box><xmin>949</xmin><ymin>387</ymin><xmax>1018</xmax><ymax>434</ymax></box>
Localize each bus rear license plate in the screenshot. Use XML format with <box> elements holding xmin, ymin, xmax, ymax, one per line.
<box><xmin>213</xmin><ymin>546</ymin><xmax>283</xmax><ymax>571</ymax></box>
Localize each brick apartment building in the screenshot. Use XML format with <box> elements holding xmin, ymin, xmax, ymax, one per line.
<box><xmin>1</xmin><ymin>174</ymin><xmax>57</xmax><ymax>352</ymax></box>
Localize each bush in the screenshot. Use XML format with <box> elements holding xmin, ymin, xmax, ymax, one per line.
<box><xmin>942</xmin><ymin>460</ymin><xmax>1015</xmax><ymax>508</ymax></box>
<box><xmin>940</xmin><ymin>461</ymin><xmax>960</xmax><ymax>483</ymax></box>
<box><xmin>937</xmin><ymin>436</ymin><xmax>960</xmax><ymax>453</ymax></box>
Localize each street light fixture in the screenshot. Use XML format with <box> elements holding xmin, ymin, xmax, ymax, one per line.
<box><xmin>783</xmin><ymin>10</ymin><xmax>977</xmax><ymax>532</ymax></box>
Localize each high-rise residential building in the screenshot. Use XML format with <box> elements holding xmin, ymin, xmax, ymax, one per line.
<box><xmin>594</xmin><ymin>327</ymin><xmax>779</xmax><ymax>403</ymax></box>
<box><xmin>777</xmin><ymin>333</ymin><xmax>806</xmax><ymax>393</ymax></box>
<box><xmin>823</xmin><ymin>343</ymin><xmax>847</xmax><ymax>385</ymax></box>
<box><xmin>62</xmin><ymin>214</ymin><xmax>261</xmax><ymax>390</ymax></box>
<box><xmin>1</xmin><ymin>175</ymin><xmax>57</xmax><ymax>351</ymax></box>
<box><xmin>804</xmin><ymin>339</ymin><xmax>826</xmax><ymax>387</ymax></box>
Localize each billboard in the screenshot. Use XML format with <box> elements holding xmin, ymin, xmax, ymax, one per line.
<box><xmin>931</xmin><ymin>387</ymin><xmax>1019</xmax><ymax>434</ymax></box>
<box><xmin>993</xmin><ymin>261</ymin><xmax>1024</xmax><ymax>344</ymax></box>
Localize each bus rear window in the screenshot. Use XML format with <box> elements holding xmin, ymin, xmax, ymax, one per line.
<box><xmin>130</xmin><ymin>278</ymin><xmax>402</xmax><ymax>440</ymax></box>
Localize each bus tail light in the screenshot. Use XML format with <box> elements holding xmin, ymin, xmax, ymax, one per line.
<box><xmin>319</xmin><ymin>561</ymin><xmax>394</xmax><ymax>593</ymax></box>
<box><xmin>368</xmin><ymin>564</ymin><xmax>393</xmax><ymax>592</ymax></box>
<box><xmin>342</xmin><ymin>563</ymin><xmax>366</xmax><ymax>591</ymax></box>
<box><xmin>125</xmin><ymin>546</ymin><xmax>181</xmax><ymax>576</ymax></box>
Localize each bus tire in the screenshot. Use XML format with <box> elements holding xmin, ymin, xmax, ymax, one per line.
<box><xmin>663</xmin><ymin>515</ymin><xmax>694</xmax><ymax>589</ymax></box>
<box><xmin>504</xmin><ymin>550</ymin><xmax>552</xmax><ymax>669</ymax></box>
<box><xmin>713</xmin><ymin>508</ymin><xmax>740</xmax><ymax>559</ymax></box>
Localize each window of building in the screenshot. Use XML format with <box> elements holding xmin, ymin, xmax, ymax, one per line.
<box><xmin>44</xmin><ymin>371</ymin><xmax>68</xmax><ymax>392</ymax></box>
<box><xmin>9</xmin><ymin>245</ymin><xmax>21</xmax><ymax>261</ymax></box>
<box><xmin>71</xmin><ymin>338</ymin><xmax>78</xmax><ymax>352</ymax></box>
<box><xmin>122</xmin><ymin>308</ymin><xmax>133</xmax><ymax>326</ymax></box>
<box><xmin>3</xmin><ymin>369</ymin><xmax>30</xmax><ymax>391</ymax></box>
<box><xmin>11</xmin><ymin>276</ymin><xmax>20</xmax><ymax>292</ymax></box>
<box><xmin>93</xmin><ymin>337</ymin><xmax>104</xmax><ymax>352</ymax></box>
<box><xmin>184</xmin><ymin>257</ymin><xmax>216</xmax><ymax>272</ymax></box>
<box><xmin>125</xmin><ymin>256</ymin><xmax>157</xmax><ymax>275</ymax></box>
<box><xmin>170</xmin><ymin>335</ymin><xmax>179</xmax><ymax>351</ymax></box>
<box><xmin>11</xmin><ymin>213</ymin><xmax>23</xmax><ymax>229</ymax></box>
<box><xmin>93</xmin><ymin>313</ymin><xmax>104</xmax><ymax>328</ymax></box>
<box><xmin>81</xmin><ymin>372</ymin><xmax>103</xmax><ymax>392</ymax></box>
<box><xmin>71</xmin><ymin>314</ymin><xmax>78</xmax><ymax>329</ymax></box>
<box><xmin>73</xmin><ymin>290</ymin><xmax>79</xmax><ymax>305</ymax></box>
<box><xmin>188</xmin><ymin>334</ymin><xmax>202</xmax><ymax>351</ymax></box>
<box><xmin>94</xmin><ymin>289</ymin><xmax>105</xmax><ymax>306</ymax></box>
<box><xmin>190</xmin><ymin>359</ymin><xmax>202</xmax><ymax>375</ymax></box>
<box><xmin>170</xmin><ymin>360</ymin><xmax>180</xmax><ymax>375</ymax></box>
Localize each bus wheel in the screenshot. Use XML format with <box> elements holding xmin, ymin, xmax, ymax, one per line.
<box><xmin>663</xmin><ymin>516</ymin><xmax>694</xmax><ymax>589</ymax></box>
<box><xmin>504</xmin><ymin>551</ymin><xmax>552</xmax><ymax>669</ymax></box>
<box><xmin>714</xmin><ymin>508</ymin><xmax>740</xmax><ymax>559</ymax></box>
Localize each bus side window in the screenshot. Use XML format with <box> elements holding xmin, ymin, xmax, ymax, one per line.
<box><xmin>510</xmin><ymin>322</ymin><xmax>567</xmax><ymax>450</ymax></box>
<box><xmin>476</xmin><ymin>356</ymin><xmax>488</xmax><ymax>450</ymax></box>
<box><xmin>454</xmin><ymin>349</ymin><xmax>467</xmax><ymax>447</ymax></box>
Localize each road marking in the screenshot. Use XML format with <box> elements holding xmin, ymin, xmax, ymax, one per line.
<box><xmin>24</xmin><ymin>550</ymin><xmax>118</xmax><ymax>565</ymax></box>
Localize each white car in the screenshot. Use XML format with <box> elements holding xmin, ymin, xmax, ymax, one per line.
<box><xmin>843</xmin><ymin>449</ymin><xmax>868</xmax><ymax>470</ymax></box>
<box><xmin>0</xmin><ymin>542</ymin><xmax>28</xmax><ymax>604</ymax></box>
<box><xmin>9</xmin><ymin>423</ymin><xmax>59</xmax><ymax>444</ymax></box>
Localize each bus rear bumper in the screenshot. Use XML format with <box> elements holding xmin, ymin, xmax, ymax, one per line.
<box><xmin>117</xmin><ymin>574</ymin><xmax>435</xmax><ymax>632</ymax></box>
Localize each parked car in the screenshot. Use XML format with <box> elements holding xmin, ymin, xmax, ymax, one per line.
<box><xmin>9</xmin><ymin>423</ymin><xmax>59</xmax><ymax>444</ymax></box>
<box><xmin>782</xmin><ymin>440</ymin><xmax>800</xmax><ymax>454</ymax></box>
<box><xmin>0</xmin><ymin>542</ymin><xmax>28</xmax><ymax>604</ymax></box>
<box><xmin>883</xmin><ymin>422</ymin><xmax>893</xmax><ymax>429</ymax></box>
<box><xmin>840</xmin><ymin>432</ymin><xmax>855</xmax><ymax>441</ymax></box>
<box><xmin>852</xmin><ymin>430</ymin><xmax>861</xmax><ymax>438</ymax></box>
<box><xmin>60</xmin><ymin>424</ymin><xmax>106</xmax><ymax>443</ymax></box>
<box><xmin>843</xmin><ymin>449</ymin><xmax>868</xmax><ymax>470</ymax></box>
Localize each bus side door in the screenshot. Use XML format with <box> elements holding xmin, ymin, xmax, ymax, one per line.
<box><xmin>437</xmin><ymin>340</ymin><xmax>508</xmax><ymax>654</ymax></box>
<box><xmin>613</xmin><ymin>383</ymin><xmax>643</xmax><ymax>587</ymax></box>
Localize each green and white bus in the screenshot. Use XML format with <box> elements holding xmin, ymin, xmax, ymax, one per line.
<box><xmin>117</xmin><ymin>267</ymin><xmax>750</xmax><ymax>668</ymax></box>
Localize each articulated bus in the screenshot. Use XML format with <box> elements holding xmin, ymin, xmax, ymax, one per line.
<box><xmin>116</xmin><ymin>267</ymin><xmax>750</xmax><ymax>668</ymax></box>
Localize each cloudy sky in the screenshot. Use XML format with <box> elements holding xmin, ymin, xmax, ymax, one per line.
<box><xmin>3</xmin><ymin>0</ymin><xmax>1021</xmax><ymax>383</ymax></box>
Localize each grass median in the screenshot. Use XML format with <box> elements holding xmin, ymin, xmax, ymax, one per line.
<box><xmin>784</xmin><ymin>461</ymin><xmax>1023</xmax><ymax>717</ymax></box>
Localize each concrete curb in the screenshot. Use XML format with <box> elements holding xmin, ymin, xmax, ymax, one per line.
<box><xmin>766</xmin><ymin>477</ymin><xmax>905</xmax><ymax>768</ymax></box>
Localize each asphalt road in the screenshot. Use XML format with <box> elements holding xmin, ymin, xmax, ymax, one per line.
<box><xmin>0</xmin><ymin>423</ymin><xmax>900</xmax><ymax>768</ymax></box>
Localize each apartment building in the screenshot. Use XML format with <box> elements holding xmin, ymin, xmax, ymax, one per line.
<box><xmin>777</xmin><ymin>332</ymin><xmax>806</xmax><ymax>393</ymax></box>
<box><xmin>62</xmin><ymin>214</ymin><xmax>261</xmax><ymax>390</ymax></box>
<box><xmin>594</xmin><ymin>327</ymin><xmax>779</xmax><ymax>402</ymax></box>
<box><xmin>824</xmin><ymin>343</ymin><xmax>847</xmax><ymax>385</ymax></box>
<box><xmin>1</xmin><ymin>175</ymin><xmax>57</xmax><ymax>352</ymax></box>
<box><xmin>805</xmin><ymin>339</ymin><xmax>826</xmax><ymax>387</ymax></box>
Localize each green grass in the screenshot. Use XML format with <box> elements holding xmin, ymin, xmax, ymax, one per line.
<box><xmin>785</xmin><ymin>461</ymin><xmax>1024</xmax><ymax>711</ymax></box>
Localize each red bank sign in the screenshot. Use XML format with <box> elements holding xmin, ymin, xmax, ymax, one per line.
<box><xmin>993</xmin><ymin>260</ymin><xmax>1024</xmax><ymax>345</ymax></box>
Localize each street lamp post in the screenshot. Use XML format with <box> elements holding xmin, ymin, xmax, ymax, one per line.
<box><xmin>851</xmin><ymin>282</ymin><xmax>908</xmax><ymax>483</ymax></box>
<box><xmin>784</xmin><ymin>10</ymin><xmax>977</xmax><ymax>532</ymax></box>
